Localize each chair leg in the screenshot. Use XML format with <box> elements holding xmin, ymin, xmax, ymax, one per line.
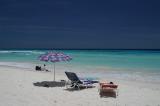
<box><xmin>76</xmin><ymin>83</ymin><xmax>80</xmax><ymax>90</ymax></box>
<box><xmin>116</xmin><ymin>89</ymin><xmax>119</xmax><ymax>97</ymax></box>
<box><xmin>72</xmin><ymin>83</ymin><xmax>79</xmax><ymax>90</ymax></box>
<box><xmin>65</xmin><ymin>80</ymin><xmax>68</xmax><ymax>89</ymax></box>
<box><xmin>73</xmin><ymin>83</ymin><xmax>76</xmax><ymax>88</ymax></box>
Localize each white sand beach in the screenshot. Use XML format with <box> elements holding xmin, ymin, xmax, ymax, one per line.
<box><xmin>0</xmin><ymin>66</ymin><xmax>160</xmax><ymax>106</ymax></box>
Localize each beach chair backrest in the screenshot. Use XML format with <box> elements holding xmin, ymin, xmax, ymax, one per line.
<box><xmin>65</xmin><ymin>72</ymin><xmax>80</xmax><ymax>82</ymax></box>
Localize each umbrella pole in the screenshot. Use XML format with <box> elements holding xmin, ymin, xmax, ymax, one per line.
<box><xmin>54</xmin><ymin>63</ymin><xmax>55</xmax><ymax>81</ymax></box>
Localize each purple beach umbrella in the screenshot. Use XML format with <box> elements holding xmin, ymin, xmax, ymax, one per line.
<box><xmin>39</xmin><ymin>51</ymin><xmax>72</xmax><ymax>81</ymax></box>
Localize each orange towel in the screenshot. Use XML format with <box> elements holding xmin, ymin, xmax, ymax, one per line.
<box><xmin>100</xmin><ymin>83</ymin><xmax>118</xmax><ymax>89</ymax></box>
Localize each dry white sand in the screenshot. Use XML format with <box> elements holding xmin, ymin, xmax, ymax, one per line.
<box><xmin>0</xmin><ymin>66</ymin><xmax>160</xmax><ymax>106</ymax></box>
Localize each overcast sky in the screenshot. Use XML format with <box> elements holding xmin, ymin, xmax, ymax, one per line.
<box><xmin>0</xmin><ymin>0</ymin><xmax>160</xmax><ymax>49</ymax></box>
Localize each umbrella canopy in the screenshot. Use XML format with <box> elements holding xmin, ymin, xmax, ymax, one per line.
<box><xmin>39</xmin><ymin>51</ymin><xmax>72</xmax><ymax>81</ymax></box>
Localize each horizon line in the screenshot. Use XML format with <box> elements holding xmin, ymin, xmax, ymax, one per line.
<box><xmin>0</xmin><ymin>48</ymin><xmax>160</xmax><ymax>51</ymax></box>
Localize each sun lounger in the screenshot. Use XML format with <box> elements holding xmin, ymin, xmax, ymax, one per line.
<box><xmin>35</xmin><ymin>66</ymin><xmax>41</xmax><ymax>71</ymax></box>
<box><xmin>99</xmin><ymin>82</ymin><xmax>118</xmax><ymax>97</ymax></box>
<box><xmin>35</xmin><ymin>66</ymin><xmax>50</xmax><ymax>72</ymax></box>
<box><xmin>65</xmin><ymin>71</ymin><xmax>93</xmax><ymax>89</ymax></box>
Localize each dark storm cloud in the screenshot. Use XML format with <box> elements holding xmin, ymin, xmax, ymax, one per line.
<box><xmin>0</xmin><ymin>0</ymin><xmax>160</xmax><ymax>49</ymax></box>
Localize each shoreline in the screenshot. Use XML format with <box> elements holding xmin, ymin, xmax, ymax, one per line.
<box><xmin>1</xmin><ymin>61</ymin><xmax>160</xmax><ymax>84</ymax></box>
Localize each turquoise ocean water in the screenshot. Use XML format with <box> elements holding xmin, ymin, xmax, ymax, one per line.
<box><xmin>0</xmin><ymin>50</ymin><xmax>160</xmax><ymax>83</ymax></box>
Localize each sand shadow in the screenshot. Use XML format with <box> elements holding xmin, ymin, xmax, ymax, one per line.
<box><xmin>33</xmin><ymin>81</ymin><xmax>65</xmax><ymax>88</ymax></box>
<box><xmin>99</xmin><ymin>91</ymin><xmax>117</xmax><ymax>98</ymax></box>
<box><xmin>64</xmin><ymin>86</ymin><xmax>95</xmax><ymax>92</ymax></box>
